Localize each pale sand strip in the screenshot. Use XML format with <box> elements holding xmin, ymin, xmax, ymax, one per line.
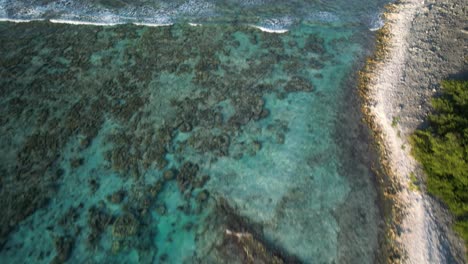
<box><xmin>364</xmin><ymin>0</ymin><xmax>460</xmax><ymax>263</ymax></box>
<box><xmin>368</xmin><ymin>1</ymin><xmax>434</xmax><ymax>263</ymax></box>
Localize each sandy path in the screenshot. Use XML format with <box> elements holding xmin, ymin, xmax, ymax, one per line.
<box><xmin>364</xmin><ymin>0</ymin><xmax>466</xmax><ymax>262</ymax></box>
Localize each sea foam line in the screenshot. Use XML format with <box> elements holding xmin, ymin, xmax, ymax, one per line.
<box><xmin>0</xmin><ymin>17</ymin><xmax>174</xmax><ymax>27</ymax></box>
<box><xmin>0</xmin><ymin>17</ymin><xmax>289</xmax><ymax>33</ymax></box>
<box><xmin>51</xmin><ymin>19</ymin><xmax>173</xmax><ymax>27</ymax></box>
<box><xmin>0</xmin><ymin>18</ymin><xmax>42</xmax><ymax>23</ymax></box>
<box><xmin>369</xmin><ymin>13</ymin><xmax>385</xmax><ymax>31</ymax></box>
<box><xmin>132</xmin><ymin>22</ymin><xmax>173</xmax><ymax>27</ymax></box>
<box><xmin>49</xmin><ymin>19</ymin><xmax>121</xmax><ymax>26</ymax></box>
<box><xmin>249</xmin><ymin>25</ymin><xmax>289</xmax><ymax>34</ymax></box>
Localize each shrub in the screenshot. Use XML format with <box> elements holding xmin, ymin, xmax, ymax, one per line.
<box><xmin>409</xmin><ymin>172</ymin><xmax>420</xmax><ymax>192</ymax></box>
<box><xmin>391</xmin><ymin>116</ymin><xmax>400</xmax><ymax>127</ymax></box>
<box><xmin>411</xmin><ymin>80</ymin><xmax>468</xmax><ymax>249</ymax></box>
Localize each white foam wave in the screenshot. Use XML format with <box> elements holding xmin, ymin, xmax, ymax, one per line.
<box><xmin>49</xmin><ymin>19</ymin><xmax>121</xmax><ymax>26</ymax></box>
<box><xmin>0</xmin><ymin>0</ymin><xmax>183</xmax><ymax>27</ymax></box>
<box><xmin>30</xmin><ymin>19</ymin><xmax>174</xmax><ymax>27</ymax></box>
<box><xmin>0</xmin><ymin>18</ymin><xmax>40</xmax><ymax>23</ymax></box>
<box><xmin>133</xmin><ymin>22</ymin><xmax>173</xmax><ymax>27</ymax></box>
<box><xmin>0</xmin><ymin>0</ymin><xmax>380</xmax><ymax>31</ymax></box>
<box><xmin>369</xmin><ymin>12</ymin><xmax>384</xmax><ymax>31</ymax></box>
<box><xmin>253</xmin><ymin>16</ymin><xmax>293</xmax><ymax>34</ymax></box>
<box><xmin>0</xmin><ymin>18</ymin><xmax>172</xmax><ymax>27</ymax></box>
<box><xmin>249</xmin><ymin>25</ymin><xmax>288</xmax><ymax>34</ymax></box>
<box><xmin>188</xmin><ymin>22</ymin><xmax>201</xmax><ymax>27</ymax></box>
<box><xmin>39</xmin><ymin>6</ymin><xmax>174</xmax><ymax>27</ymax></box>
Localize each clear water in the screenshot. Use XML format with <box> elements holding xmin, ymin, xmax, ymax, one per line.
<box><xmin>0</xmin><ymin>1</ymin><xmax>388</xmax><ymax>263</ymax></box>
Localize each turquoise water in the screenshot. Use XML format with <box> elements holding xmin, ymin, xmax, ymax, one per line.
<box><xmin>0</xmin><ymin>1</ymin><xmax>387</xmax><ymax>262</ymax></box>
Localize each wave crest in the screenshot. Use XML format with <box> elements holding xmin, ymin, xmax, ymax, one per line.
<box><xmin>368</xmin><ymin>12</ymin><xmax>384</xmax><ymax>31</ymax></box>
<box><xmin>0</xmin><ymin>0</ymin><xmax>386</xmax><ymax>30</ymax></box>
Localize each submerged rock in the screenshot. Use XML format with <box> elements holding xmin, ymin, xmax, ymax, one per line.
<box><xmin>70</xmin><ymin>158</ymin><xmax>84</xmax><ymax>168</ymax></box>
<box><xmin>155</xmin><ymin>204</ymin><xmax>167</xmax><ymax>215</ymax></box>
<box><xmin>196</xmin><ymin>190</ymin><xmax>210</xmax><ymax>203</ymax></box>
<box><xmin>50</xmin><ymin>236</ymin><xmax>73</xmax><ymax>264</ymax></box>
<box><xmin>248</xmin><ymin>140</ymin><xmax>263</xmax><ymax>156</ymax></box>
<box><xmin>79</xmin><ymin>137</ymin><xmax>92</xmax><ymax>150</ymax></box>
<box><xmin>88</xmin><ymin>178</ymin><xmax>99</xmax><ymax>193</ymax></box>
<box><xmin>87</xmin><ymin>205</ymin><xmax>113</xmax><ymax>246</ymax></box>
<box><xmin>107</xmin><ymin>190</ymin><xmax>126</xmax><ymax>204</ymax></box>
<box><xmin>148</xmin><ymin>180</ymin><xmax>164</xmax><ymax>198</ymax></box>
<box><xmin>177</xmin><ymin>162</ymin><xmax>199</xmax><ymax>193</ymax></box>
<box><xmin>179</xmin><ymin>121</ymin><xmax>193</xmax><ymax>133</ymax></box>
<box><xmin>304</xmin><ymin>34</ymin><xmax>326</xmax><ymax>54</ymax></box>
<box><xmin>163</xmin><ymin>169</ymin><xmax>175</xmax><ymax>181</ymax></box>
<box><xmin>309</xmin><ymin>57</ymin><xmax>325</xmax><ymax>69</ymax></box>
<box><xmin>198</xmin><ymin>198</ymin><xmax>300</xmax><ymax>264</ymax></box>
<box><xmin>112</xmin><ymin>213</ymin><xmax>139</xmax><ymax>238</ymax></box>
<box><xmin>221</xmin><ymin>231</ymin><xmax>284</xmax><ymax>264</ymax></box>
<box><xmin>193</xmin><ymin>175</ymin><xmax>210</xmax><ymax>188</ymax></box>
<box><xmin>284</xmin><ymin>76</ymin><xmax>314</xmax><ymax>93</ymax></box>
<box><xmin>58</xmin><ymin>205</ymin><xmax>81</xmax><ymax>229</ymax></box>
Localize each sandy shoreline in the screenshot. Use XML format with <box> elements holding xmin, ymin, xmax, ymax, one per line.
<box><xmin>362</xmin><ymin>0</ymin><xmax>466</xmax><ymax>263</ymax></box>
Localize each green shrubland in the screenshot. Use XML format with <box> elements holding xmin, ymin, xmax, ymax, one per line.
<box><xmin>411</xmin><ymin>79</ymin><xmax>468</xmax><ymax>249</ymax></box>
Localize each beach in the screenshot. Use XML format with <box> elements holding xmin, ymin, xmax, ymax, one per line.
<box><xmin>361</xmin><ymin>0</ymin><xmax>467</xmax><ymax>262</ymax></box>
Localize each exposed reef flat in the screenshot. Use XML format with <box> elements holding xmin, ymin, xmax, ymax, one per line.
<box><xmin>360</xmin><ymin>0</ymin><xmax>467</xmax><ymax>263</ymax></box>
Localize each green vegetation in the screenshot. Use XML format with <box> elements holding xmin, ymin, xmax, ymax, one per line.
<box><xmin>411</xmin><ymin>80</ymin><xmax>468</xmax><ymax>249</ymax></box>
<box><xmin>391</xmin><ymin>116</ymin><xmax>400</xmax><ymax>127</ymax></box>
<box><xmin>408</xmin><ymin>172</ymin><xmax>420</xmax><ymax>192</ymax></box>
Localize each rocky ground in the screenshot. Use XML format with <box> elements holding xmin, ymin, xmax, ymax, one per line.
<box><xmin>364</xmin><ymin>0</ymin><xmax>466</xmax><ymax>262</ymax></box>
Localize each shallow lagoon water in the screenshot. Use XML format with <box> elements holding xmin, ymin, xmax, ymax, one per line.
<box><xmin>1</xmin><ymin>8</ymin><xmax>385</xmax><ymax>264</ymax></box>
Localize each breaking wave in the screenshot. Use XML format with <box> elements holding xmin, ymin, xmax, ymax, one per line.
<box><xmin>368</xmin><ymin>12</ymin><xmax>384</xmax><ymax>31</ymax></box>
<box><xmin>0</xmin><ymin>0</ymin><xmax>387</xmax><ymax>30</ymax></box>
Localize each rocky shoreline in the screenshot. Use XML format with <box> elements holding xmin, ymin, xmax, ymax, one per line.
<box><xmin>360</xmin><ymin>0</ymin><xmax>466</xmax><ymax>263</ymax></box>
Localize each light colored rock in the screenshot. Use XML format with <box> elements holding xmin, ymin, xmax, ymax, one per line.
<box><xmin>366</xmin><ymin>0</ymin><xmax>466</xmax><ymax>262</ymax></box>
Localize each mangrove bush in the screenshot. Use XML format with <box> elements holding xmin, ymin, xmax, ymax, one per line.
<box><xmin>411</xmin><ymin>79</ymin><xmax>468</xmax><ymax>248</ymax></box>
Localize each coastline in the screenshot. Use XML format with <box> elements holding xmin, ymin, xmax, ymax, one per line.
<box><xmin>360</xmin><ymin>0</ymin><xmax>467</xmax><ymax>263</ymax></box>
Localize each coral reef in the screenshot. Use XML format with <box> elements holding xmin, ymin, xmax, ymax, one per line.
<box><xmin>50</xmin><ymin>236</ymin><xmax>73</xmax><ymax>264</ymax></box>
<box><xmin>87</xmin><ymin>204</ymin><xmax>114</xmax><ymax>247</ymax></box>
<box><xmin>112</xmin><ymin>213</ymin><xmax>139</xmax><ymax>238</ymax></box>
<box><xmin>0</xmin><ymin>19</ymin><xmax>378</xmax><ymax>263</ymax></box>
